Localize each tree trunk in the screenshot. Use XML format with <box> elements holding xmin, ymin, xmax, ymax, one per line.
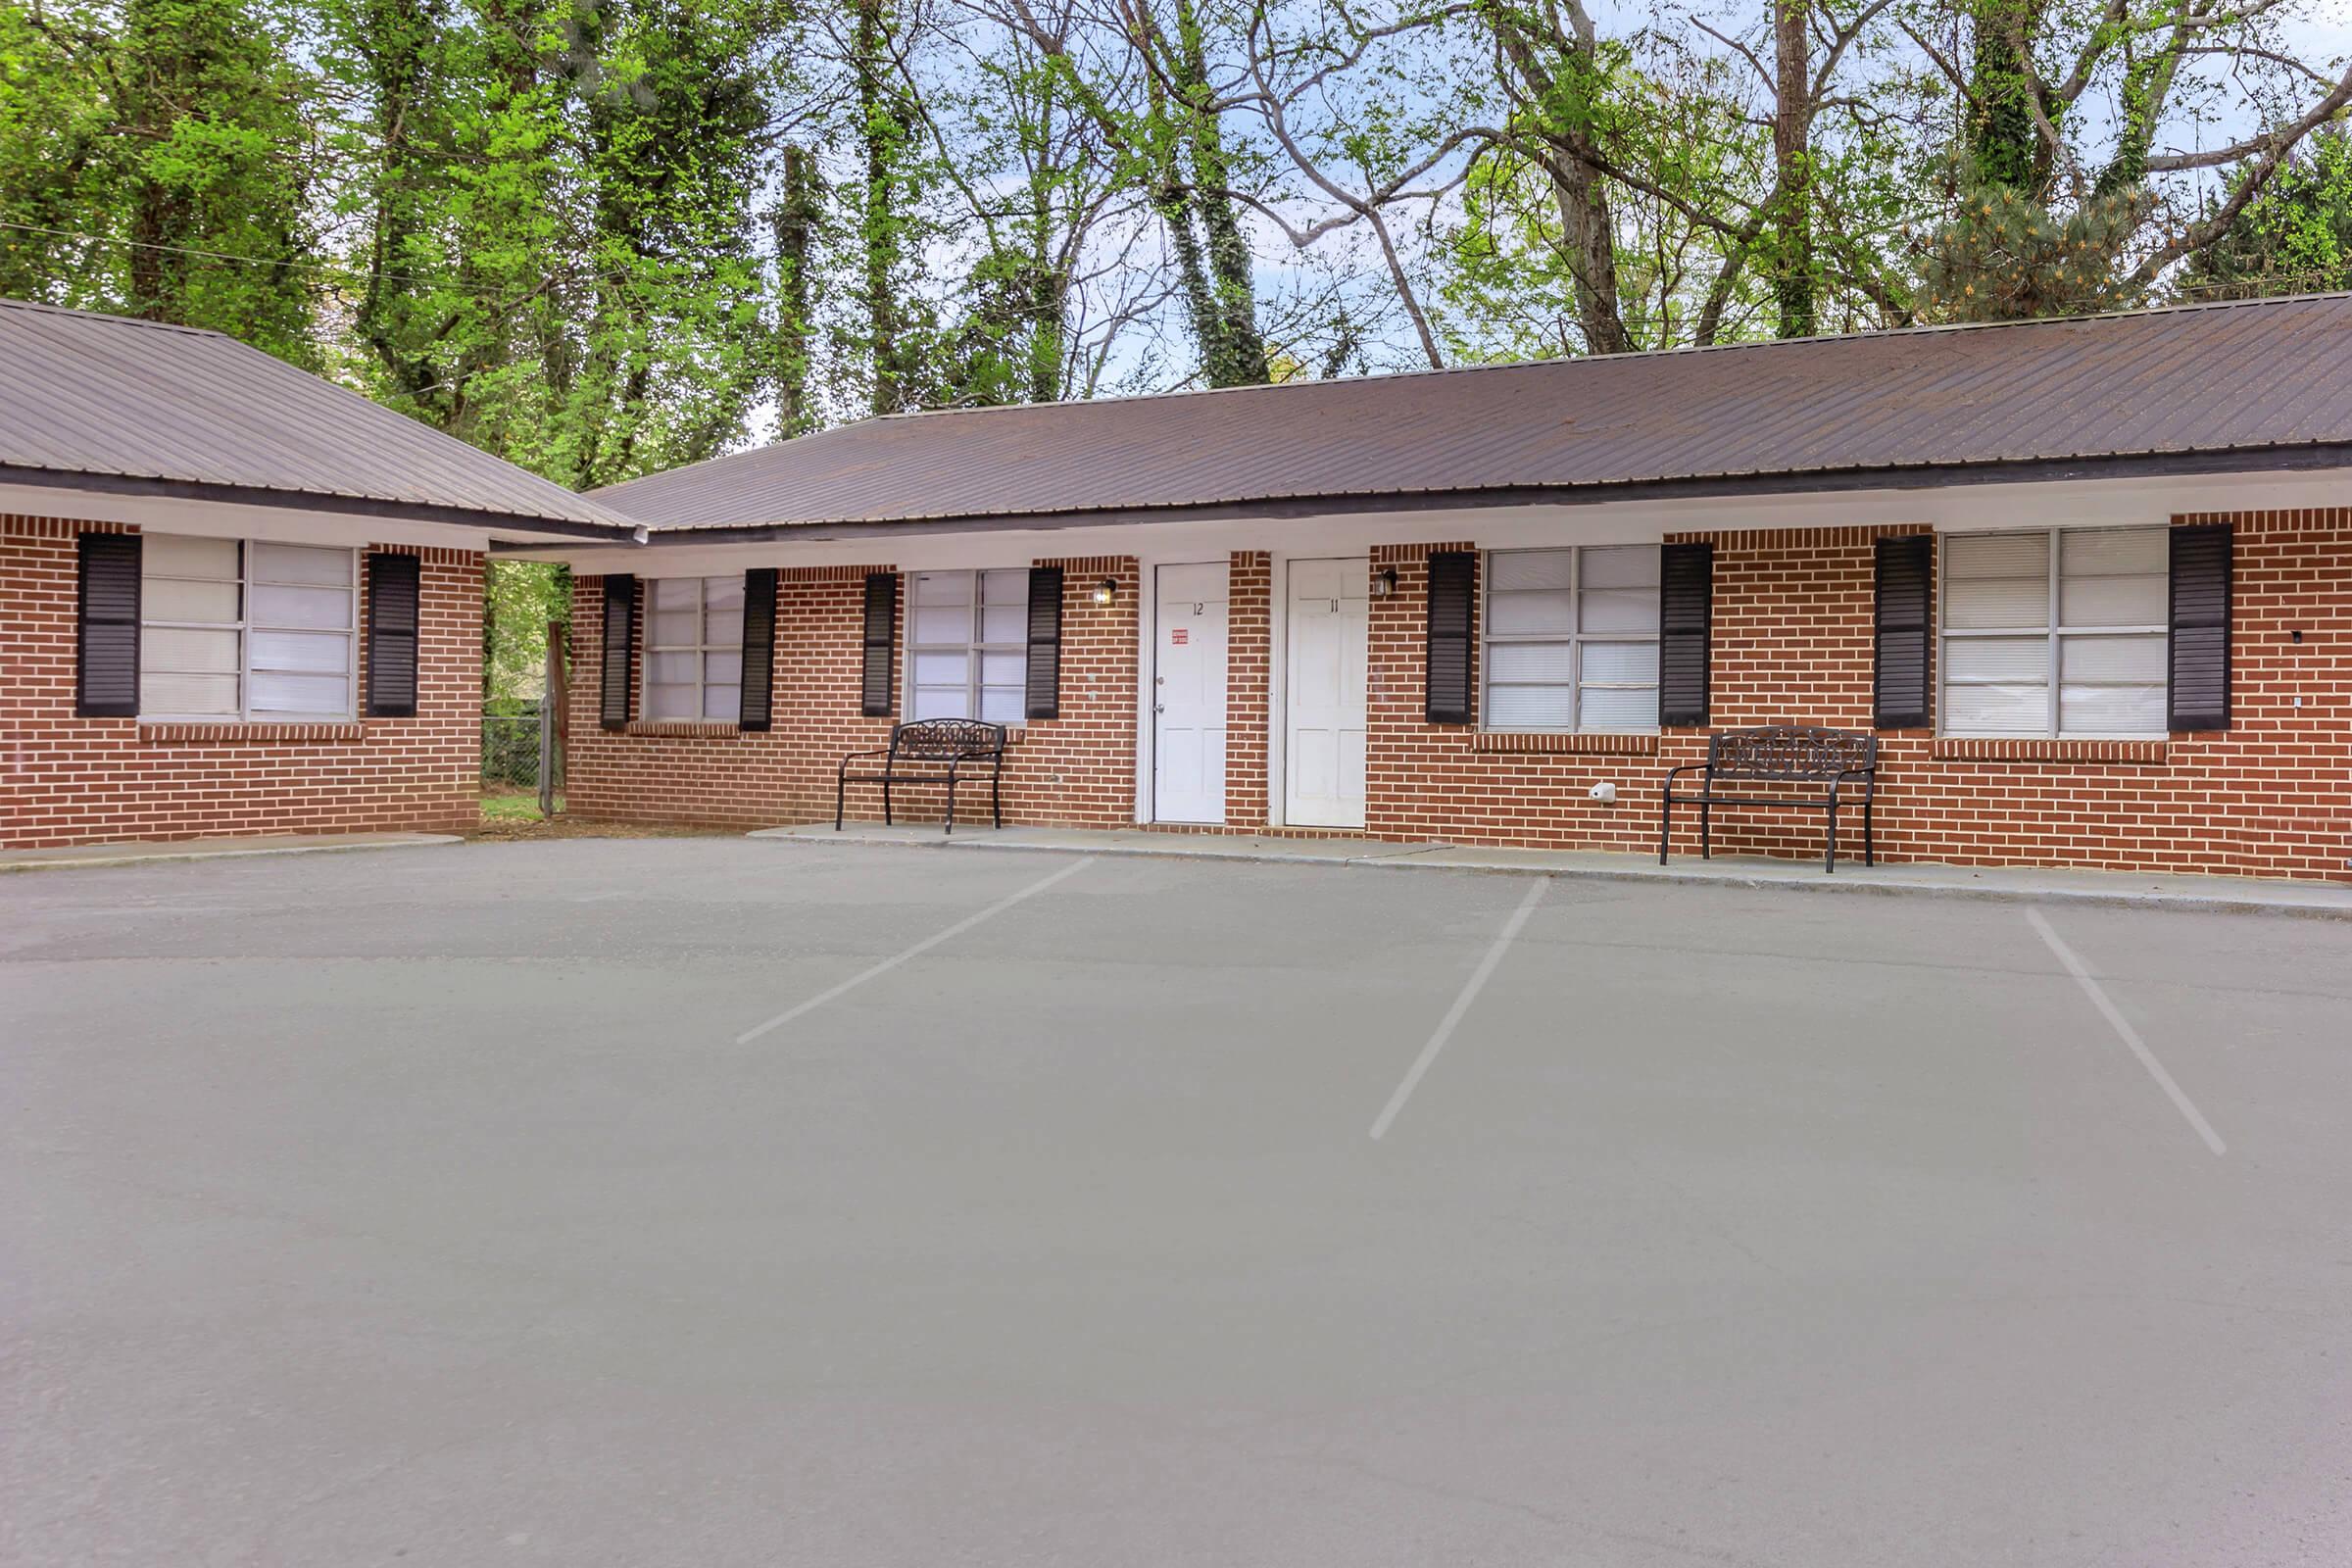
<box><xmin>1169</xmin><ymin>0</ymin><xmax>1267</xmax><ymax>385</ymax></box>
<box><xmin>118</xmin><ymin>0</ymin><xmax>181</xmax><ymax>320</ymax></box>
<box><xmin>2096</xmin><ymin>32</ymin><xmax>2184</xmax><ymax>197</ymax></box>
<box><xmin>1769</xmin><ymin>0</ymin><xmax>1815</xmax><ymax>337</ymax></box>
<box><xmin>1969</xmin><ymin>0</ymin><xmax>2051</xmax><ymax>193</ymax></box>
<box><xmin>1480</xmin><ymin>4</ymin><xmax>1632</xmax><ymax>356</ymax></box>
<box><xmin>1546</xmin><ymin>144</ymin><xmax>1634</xmax><ymax>356</ymax></box>
<box><xmin>855</xmin><ymin>0</ymin><xmax>909</xmax><ymax>414</ymax></box>
<box><xmin>772</xmin><ymin>143</ymin><xmax>819</xmax><ymax>434</ymax></box>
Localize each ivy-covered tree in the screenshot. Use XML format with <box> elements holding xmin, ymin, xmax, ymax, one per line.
<box><xmin>318</xmin><ymin>0</ymin><xmax>783</xmax><ymax>486</ymax></box>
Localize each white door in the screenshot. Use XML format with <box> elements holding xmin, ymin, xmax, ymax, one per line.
<box><xmin>1153</xmin><ymin>563</ymin><xmax>1228</xmax><ymax>825</ymax></box>
<box><xmin>1285</xmin><ymin>557</ymin><xmax>1368</xmax><ymax>828</ymax></box>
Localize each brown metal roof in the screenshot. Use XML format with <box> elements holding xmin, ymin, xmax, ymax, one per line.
<box><xmin>0</xmin><ymin>298</ymin><xmax>635</xmax><ymax>535</ymax></box>
<box><xmin>595</xmin><ymin>293</ymin><xmax>2352</xmax><ymax>535</ymax></box>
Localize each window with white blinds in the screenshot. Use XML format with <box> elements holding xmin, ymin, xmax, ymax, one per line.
<box><xmin>1941</xmin><ymin>526</ymin><xmax>2168</xmax><ymax>738</ymax></box>
<box><xmin>645</xmin><ymin>576</ymin><xmax>746</xmax><ymax>721</ymax></box>
<box><xmin>1482</xmin><ymin>546</ymin><xmax>1662</xmax><ymax>731</ymax></box>
<box><xmin>140</xmin><ymin>534</ymin><xmax>357</xmax><ymax>720</ymax></box>
<box><xmin>906</xmin><ymin>569</ymin><xmax>1027</xmax><ymax>723</ymax></box>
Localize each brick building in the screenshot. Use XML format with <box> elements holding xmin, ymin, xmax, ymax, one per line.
<box><xmin>518</xmin><ymin>295</ymin><xmax>2352</xmax><ymax>883</ymax></box>
<box><xmin>0</xmin><ymin>300</ymin><xmax>635</xmax><ymax>851</ymax></box>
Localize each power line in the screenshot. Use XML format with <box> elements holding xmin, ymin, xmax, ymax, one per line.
<box><xmin>1</xmin><ymin>217</ymin><xmax>508</xmax><ymax>299</ymax></box>
<box><xmin>0</xmin><ymin>218</ymin><xmax>767</xmax><ymax>305</ymax></box>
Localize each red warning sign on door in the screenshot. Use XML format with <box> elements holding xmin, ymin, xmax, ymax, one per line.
<box><xmin>1170</xmin><ymin>627</ymin><xmax>1189</xmax><ymax>646</ymax></box>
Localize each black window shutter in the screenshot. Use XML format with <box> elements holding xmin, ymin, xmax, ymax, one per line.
<box><xmin>365</xmin><ymin>551</ymin><xmax>421</xmax><ymax>717</ymax></box>
<box><xmin>1658</xmin><ymin>542</ymin><xmax>1713</xmax><ymax>727</ymax></box>
<box><xmin>76</xmin><ymin>531</ymin><xmax>142</xmax><ymax>717</ymax></box>
<box><xmin>1025</xmin><ymin>565</ymin><xmax>1064</xmax><ymax>720</ymax></box>
<box><xmin>1424</xmin><ymin>551</ymin><xmax>1475</xmax><ymax>725</ymax></box>
<box><xmin>860</xmin><ymin>571</ymin><xmax>898</xmax><ymax>717</ymax></box>
<box><xmin>600</xmin><ymin>573</ymin><xmax>636</xmax><ymax>730</ymax></box>
<box><xmin>738</xmin><ymin>567</ymin><xmax>778</xmax><ymax>730</ymax></box>
<box><xmin>1872</xmin><ymin>534</ymin><xmax>1933</xmax><ymax>729</ymax></box>
<box><xmin>2169</xmin><ymin>523</ymin><xmax>2232</xmax><ymax>731</ymax></box>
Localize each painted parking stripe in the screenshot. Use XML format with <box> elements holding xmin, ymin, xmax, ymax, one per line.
<box><xmin>733</xmin><ymin>858</ymin><xmax>1096</xmax><ymax>1044</ymax></box>
<box><xmin>2026</xmin><ymin>907</ymin><xmax>2226</xmax><ymax>1157</ymax></box>
<box><xmin>1369</xmin><ymin>878</ymin><xmax>1549</xmax><ymax>1141</ymax></box>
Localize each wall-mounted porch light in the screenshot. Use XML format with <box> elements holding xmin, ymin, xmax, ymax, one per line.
<box><xmin>1092</xmin><ymin>577</ymin><xmax>1118</xmax><ymax>606</ymax></box>
<box><xmin>1371</xmin><ymin>565</ymin><xmax>1398</xmax><ymax>599</ymax></box>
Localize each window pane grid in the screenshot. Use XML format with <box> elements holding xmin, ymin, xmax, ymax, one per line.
<box><xmin>647</xmin><ymin>576</ymin><xmax>745</xmax><ymax>722</ymax></box>
<box><xmin>1940</xmin><ymin>526</ymin><xmax>2166</xmax><ymax>739</ymax></box>
<box><xmin>1482</xmin><ymin>547</ymin><xmax>1659</xmax><ymax>733</ymax></box>
<box><xmin>908</xmin><ymin>569</ymin><xmax>1026</xmax><ymax>723</ymax></box>
<box><xmin>140</xmin><ymin>536</ymin><xmax>355</xmax><ymax>721</ymax></box>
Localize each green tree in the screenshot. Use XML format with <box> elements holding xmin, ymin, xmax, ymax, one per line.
<box><xmin>319</xmin><ymin>0</ymin><xmax>783</xmax><ymax>485</ymax></box>
<box><xmin>2182</xmin><ymin>126</ymin><xmax>2352</xmax><ymax>298</ymax></box>
<box><xmin>0</xmin><ymin>0</ymin><xmax>318</xmax><ymax>363</ymax></box>
<box><xmin>1917</xmin><ymin>169</ymin><xmax>2151</xmax><ymax>321</ymax></box>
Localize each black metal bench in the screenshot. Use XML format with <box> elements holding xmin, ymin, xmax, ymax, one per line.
<box><xmin>1659</xmin><ymin>726</ymin><xmax>1879</xmax><ymax>872</ymax></box>
<box><xmin>836</xmin><ymin>719</ymin><xmax>1007</xmax><ymax>835</ymax></box>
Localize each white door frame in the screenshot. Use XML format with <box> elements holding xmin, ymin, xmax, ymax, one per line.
<box><xmin>1128</xmin><ymin>548</ymin><xmax>1368</xmax><ymax>829</ymax></box>
<box><xmin>1131</xmin><ymin>553</ymin><xmax>1230</xmax><ymax>825</ymax></box>
<box><xmin>1274</xmin><ymin>552</ymin><xmax>1370</xmax><ymax>830</ymax></box>
<box><xmin>1149</xmin><ymin>559</ymin><xmax>1230</xmax><ymax>825</ymax></box>
<box><xmin>1264</xmin><ymin>550</ymin><xmax>1296</xmax><ymax>828</ymax></box>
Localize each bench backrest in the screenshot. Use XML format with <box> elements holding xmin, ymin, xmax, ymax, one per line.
<box><xmin>1705</xmin><ymin>725</ymin><xmax>1876</xmax><ymax>779</ymax></box>
<box><xmin>890</xmin><ymin>718</ymin><xmax>1006</xmax><ymax>760</ymax></box>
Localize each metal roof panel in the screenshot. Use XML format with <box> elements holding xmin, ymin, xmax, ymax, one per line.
<box><xmin>596</xmin><ymin>295</ymin><xmax>2352</xmax><ymax>531</ymax></box>
<box><xmin>0</xmin><ymin>299</ymin><xmax>635</xmax><ymax>530</ymax></box>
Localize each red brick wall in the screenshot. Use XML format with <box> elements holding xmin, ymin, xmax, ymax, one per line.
<box><xmin>1</xmin><ymin>514</ymin><xmax>481</xmax><ymax>850</ymax></box>
<box><xmin>1368</xmin><ymin>512</ymin><xmax>2352</xmax><ymax>882</ymax></box>
<box><xmin>563</xmin><ymin>556</ymin><xmax>1141</xmax><ymax>830</ymax></box>
<box><xmin>554</xmin><ymin>509</ymin><xmax>2349</xmax><ymax>882</ymax></box>
<box><xmin>1225</xmin><ymin>551</ymin><xmax>1273</xmax><ymax>829</ymax></box>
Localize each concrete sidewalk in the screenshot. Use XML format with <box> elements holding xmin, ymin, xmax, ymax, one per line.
<box><xmin>0</xmin><ymin>831</ymin><xmax>461</xmax><ymax>873</ymax></box>
<box><xmin>753</xmin><ymin>820</ymin><xmax>2352</xmax><ymax>918</ymax></box>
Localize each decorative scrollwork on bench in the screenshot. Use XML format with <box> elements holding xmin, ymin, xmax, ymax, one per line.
<box><xmin>1660</xmin><ymin>725</ymin><xmax>1880</xmax><ymax>873</ymax></box>
<box><xmin>836</xmin><ymin>719</ymin><xmax>1008</xmax><ymax>834</ymax></box>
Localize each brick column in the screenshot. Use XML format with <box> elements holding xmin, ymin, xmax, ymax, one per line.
<box><xmin>1224</xmin><ymin>551</ymin><xmax>1272</xmax><ymax>828</ymax></box>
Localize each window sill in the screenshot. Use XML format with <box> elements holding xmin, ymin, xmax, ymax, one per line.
<box><xmin>1471</xmin><ymin>731</ymin><xmax>1661</xmax><ymax>756</ymax></box>
<box><xmin>139</xmin><ymin>721</ymin><xmax>366</xmax><ymax>744</ymax></box>
<box><xmin>1930</xmin><ymin>737</ymin><xmax>2169</xmax><ymax>764</ymax></box>
<box><xmin>623</xmin><ymin>720</ymin><xmax>741</xmax><ymax>738</ymax></box>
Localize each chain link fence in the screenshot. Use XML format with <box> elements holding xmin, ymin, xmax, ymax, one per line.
<box><xmin>481</xmin><ymin>624</ymin><xmax>569</xmax><ymax>817</ymax></box>
<box><xmin>483</xmin><ymin>703</ymin><xmax>562</xmax><ymax>795</ymax></box>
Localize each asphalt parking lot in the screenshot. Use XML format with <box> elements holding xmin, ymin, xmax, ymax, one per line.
<box><xmin>5</xmin><ymin>839</ymin><xmax>2350</xmax><ymax>1567</ymax></box>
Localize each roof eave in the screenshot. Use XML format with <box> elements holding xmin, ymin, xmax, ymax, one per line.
<box><xmin>519</xmin><ymin>440</ymin><xmax>2352</xmax><ymax>552</ymax></box>
<box><xmin>0</xmin><ymin>463</ymin><xmax>641</xmax><ymax>542</ymax></box>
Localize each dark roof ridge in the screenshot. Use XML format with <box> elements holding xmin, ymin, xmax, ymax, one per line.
<box><xmin>868</xmin><ymin>291</ymin><xmax>2352</xmax><ymax>422</ymax></box>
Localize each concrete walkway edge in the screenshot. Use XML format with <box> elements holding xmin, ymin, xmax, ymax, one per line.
<box><xmin>750</xmin><ymin>823</ymin><xmax>2352</xmax><ymax>920</ymax></box>
<box><xmin>1</xmin><ymin>832</ymin><xmax>463</xmax><ymax>873</ymax></box>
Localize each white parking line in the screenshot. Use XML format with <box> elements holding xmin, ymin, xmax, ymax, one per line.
<box><xmin>733</xmin><ymin>858</ymin><xmax>1096</xmax><ymax>1044</ymax></box>
<box><xmin>2026</xmin><ymin>907</ymin><xmax>2226</xmax><ymax>1157</ymax></box>
<box><xmin>1370</xmin><ymin>878</ymin><xmax>1549</xmax><ymax>1141</ymax></box>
